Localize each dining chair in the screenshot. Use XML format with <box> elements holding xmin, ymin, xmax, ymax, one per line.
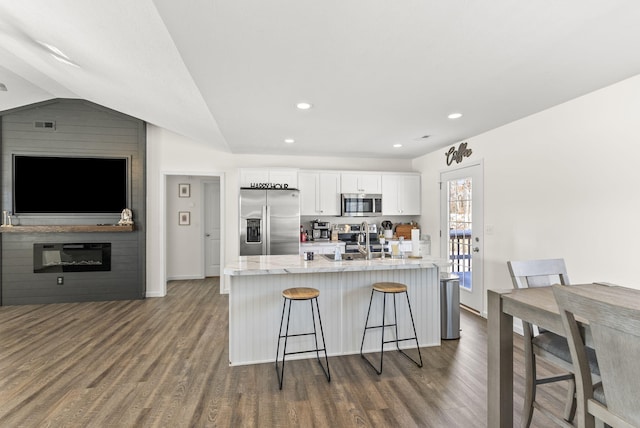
<box><xmin>553</xmin><ymin>284</ymin><xmax>640</xmax><ymax>428</ymax></box>
<box><xmin>507</xmin><ymin>259</ymin><xmax>599</xmax><ymax>427</ymax></box>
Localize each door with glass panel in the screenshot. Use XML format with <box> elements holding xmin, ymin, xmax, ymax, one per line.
<box><xmin>440</xmin><ymin>163</ymin><xmax>484</xmax><ymax>313</ymax></box>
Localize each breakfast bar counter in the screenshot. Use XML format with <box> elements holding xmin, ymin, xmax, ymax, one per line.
<box><xmin>224</xmin><ymin>254</ymin><xmax>449</xmax><ymax>366</ymax></box>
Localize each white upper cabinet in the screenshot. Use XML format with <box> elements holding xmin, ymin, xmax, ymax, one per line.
<box><xmin>340</xmin><ymin>172</ymin><xmax>382</xmax><ymax>194</ymax></box>
<box><xmin>239</xmin><ymin>168</ymin><xmax>298</xmax><ymax>189</ymax></box>
<box><xmin>299</xmin><ymin>171</ymin><xmax>341</xmax><ymax>216</ymax></box>
<box><xmin>382</xmin><ymin>173</ymin><xmax>421</xmax><ymax>215</ymax></box>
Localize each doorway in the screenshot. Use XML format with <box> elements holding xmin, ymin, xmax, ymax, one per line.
<box><xmin>440</xmin><ymin>162</ymin><xmax>484</xmax><ymax>314</ymax></box>
<box><xmin>162</xmin><ymin>172</ymin><xmax>225</xmax><ymax>296</ymax></box>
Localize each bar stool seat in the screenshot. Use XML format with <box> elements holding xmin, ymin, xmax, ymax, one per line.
<box><xmin>360</xmin><ymin>281</ymin><xmax>423</xmax><ymax>374</ymax></box>
<box><xmin>275</xmin><ymin>287</ymin><xmax>330</xmax><ymax>389</ymax></box>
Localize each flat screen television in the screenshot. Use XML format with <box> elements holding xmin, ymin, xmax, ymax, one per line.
<box><xmin>13</xmin><ymin>155</ymin><xmax>129</xmax><ymax>214</ymax></box>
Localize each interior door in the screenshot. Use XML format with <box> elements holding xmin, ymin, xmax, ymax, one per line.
<box><xmin>204</xmin><ymin>181</ymin><xmax>221</xmax><ymax>276</ymax></box>
<box><xmin>440</xmin><ymin>163</ymin><xmax>484</xmax><ymax>314</ymax></box>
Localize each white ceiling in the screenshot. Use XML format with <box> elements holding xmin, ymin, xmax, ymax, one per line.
<box><xmin>1</xmin><ymin>1</ymin><xmax>640</xmax><ymax>159</ymax></box>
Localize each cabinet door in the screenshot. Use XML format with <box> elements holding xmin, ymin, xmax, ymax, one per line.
<box><xmin>269</xmin><ymin>169</ymin><xmax>298</xmax><ymax>189</ymax></box>
<box><xmin>340</xmin><ymin>173</ymin><xmax>360</xmax><ymax>193</ymax></box>
<box><xmin>239</xmin><ymin>169</ymin><xmax>269</xmax><ymax>188</ymax></box>
<box><xmin>299</xmin><ymin>172</ymin><xmax>319</xmax><ymax>215</ymax></box>
<box><xmin>360</xmin><ymin>173</ymin><xmax>381</xmax><ymax>193</ymax></box>
<box><xmin>382</xmin><ymin>173</ymin><xmax>421</xmax><ymax>215</ymax></box>
<box><xmin>382</xmin><ymin>174</ymin><xmax>401</xmax><ymax>215</ymax></box>
<box><xmin>318</xmin><ymin>172</ymin><xmax>341</xmax><ymax>215</ymax></box>
<box><xmin>401</xmin><ymin>174</ymin><xmax>421</xmax><ymax>215</ymax></box>
<box><xmin>341</xmin><ymin>172</ymin><xmax>381</xmax><ymax>193</ymax></box>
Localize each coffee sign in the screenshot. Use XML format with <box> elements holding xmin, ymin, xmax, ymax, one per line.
<box><xmin>445</xmin><ymin>142</ymin><xmax>472</xmax><ymax>166</ymax></box>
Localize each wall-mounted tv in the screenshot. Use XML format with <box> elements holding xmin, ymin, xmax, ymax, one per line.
<box><xmin>13</xmin><ymin>155</ymin><xmax>129</xmax><ymax>214</ymax></box>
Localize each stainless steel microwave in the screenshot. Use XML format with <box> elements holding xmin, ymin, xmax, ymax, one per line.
<box><xmin>341</xmin><ymin>193</ymin><xmax>382</xmax><ymax>217</ymax></box>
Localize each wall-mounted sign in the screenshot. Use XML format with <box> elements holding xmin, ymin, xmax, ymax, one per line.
<box><xmin>248</xmin><ymin>182</ymin><xmax>290</xmax><ymax>189</ymax></box>
<box><xmin>445</xmin><ymin>142</ymin><xmax>473</xmax><ymax>166</ymax></box>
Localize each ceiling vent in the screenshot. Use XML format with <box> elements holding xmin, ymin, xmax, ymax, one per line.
<box><xmin>34</xmin><ymin>121</ymin><xmax>56</xmax><ymax>130</ymax></box>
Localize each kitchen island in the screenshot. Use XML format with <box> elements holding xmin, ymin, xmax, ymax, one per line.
<box><xmin>224</xmin><ymin>254</ymin><xmax>449</xmax><ymax>366</ymax></box>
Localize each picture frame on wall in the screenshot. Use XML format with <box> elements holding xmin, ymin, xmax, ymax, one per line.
<box><xmin>179</xmin><ymin>183</ymin><xmax>191</xmax><ymax>198</ymax></box>
<box><xmin>179</xmin><ymin>211</ymin><xmax>190</xmax><ymax>226</ymax></box>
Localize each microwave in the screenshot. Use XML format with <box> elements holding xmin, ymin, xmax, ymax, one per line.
<box><xmin>341</xmin><ymin>193</ymin><xmax>382</xmax><ymax>217</ymax></box>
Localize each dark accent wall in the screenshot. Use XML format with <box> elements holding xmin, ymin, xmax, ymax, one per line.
<box><xmin>1</xmin><ymin>99</ymin><xmax>146</xmax><ymax>305</ymax></box>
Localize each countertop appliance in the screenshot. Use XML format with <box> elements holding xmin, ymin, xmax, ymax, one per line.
<box><xmin>341</xmin><ymin>193</ymin><xmax>382</xmax><ymax>217</ymax></box>
<box><xmin>336</xmin><ymin>223</ymin><xmax>385</xmax><ymax>253</ymax></box>
<box><xmin>311</xmin><ymin>220</ymin><xmax>331</xmax><ymax>241</ymax></box>
<box><xmin>240</xmin><ymin>188</ymin><xmax>300</xmax><ymax>256</ymax></box>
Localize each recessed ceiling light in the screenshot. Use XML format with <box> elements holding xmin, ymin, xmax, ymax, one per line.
<box><xmin>284</xmin><ymin>138</ymin><xmax>295</xmax><ymax>144</ymax></box>
<box><xmin>448</xmin><ymin>112</ymin><xmax>463</xmax><ymax>119</ymax></box>
<box><xmin>296</xmin><ymin>102</ymin><xmax>312</xmax><ymax>110</ymax></box>
<box><xmin>393</xmin><ymin>143</ymin><xmax>402</xmax><ymax>148</ymax></box>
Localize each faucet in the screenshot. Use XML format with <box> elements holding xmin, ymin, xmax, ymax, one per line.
<box><xmin>358</xmin><ymin>221</ymin><xmax>372</xmax><ymax>260</ymax></box>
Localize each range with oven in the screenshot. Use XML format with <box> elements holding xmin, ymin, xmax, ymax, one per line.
<box><xmin>335</xmin><ymin>223</ymin><xmax>387</xmax><ymax>253</ymax></box>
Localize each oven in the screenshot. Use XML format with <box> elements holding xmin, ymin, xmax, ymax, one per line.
<box><xmin>341</xmin><ymin>193</ymin><xmax>382</xmax><ymax>217</ymax></box>
<box><xmin>336</xmin><ymin>223</ymin><xmax>386</xmax><ymax>253</ymax></box>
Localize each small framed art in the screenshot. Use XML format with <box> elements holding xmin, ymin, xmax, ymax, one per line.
<box><xmin>179</xmin><ymin>211</ymin><xmax>191</xmax><ymax>225</ymax></box>
<box><xmin>179</xmin><ymin>183</ymin><xmax>191</xmax><ymax>198</ymax></box>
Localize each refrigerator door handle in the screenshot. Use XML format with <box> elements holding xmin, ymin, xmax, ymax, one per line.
<box><xmin>263</xmin><ymin>205</ymin><xmax>269</xmax><ymax>255</ymax></box>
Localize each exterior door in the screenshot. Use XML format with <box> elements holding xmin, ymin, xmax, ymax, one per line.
<box><xmin>440</xmin><ymin>163</ymin><xmax>484</xmax><ymax>314</ymax></box>
<box><xmin>204</xmin><ymin>181</ymin><xmax>221</xmax><ymax>276</ymax></box>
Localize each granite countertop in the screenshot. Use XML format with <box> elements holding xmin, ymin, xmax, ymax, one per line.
<box><xmin>224</xmin><ymin>254</ymin><xmax>449</xmax><ymax>276</ymax></box>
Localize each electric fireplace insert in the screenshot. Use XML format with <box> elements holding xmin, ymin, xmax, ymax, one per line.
<box><xmin>33</xmin><ymin>243</ymin><xmax>112</xmax><ymax>273</ymax></box>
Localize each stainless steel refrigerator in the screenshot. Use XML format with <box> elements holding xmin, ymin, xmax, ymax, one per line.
<box><xmin>239</xmin><ymin>188</ymin><xmax>300</xmax><ymax>256</ymax></box>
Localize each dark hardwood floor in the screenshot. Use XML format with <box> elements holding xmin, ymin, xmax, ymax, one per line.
<box><xmin>0</xmin><ymin>278</ymin><xmax>573</xmax><ymax>427</ymax></box>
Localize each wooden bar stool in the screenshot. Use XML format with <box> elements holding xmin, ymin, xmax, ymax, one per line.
<box><xmin>360</xmin><ymin>282</ymin><xmax>423</xmax><ymax>374</ymax></box>
<box><xmin>275</xmin><ymin>287</ymin><xmax>330</xmax><ymax>389</ymax></box>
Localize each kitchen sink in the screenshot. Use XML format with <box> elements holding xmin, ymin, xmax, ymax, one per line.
<box><xmin>322</xmin><ymin>253</ymin><xmax>368</xmax><ymax>261</ymax></box>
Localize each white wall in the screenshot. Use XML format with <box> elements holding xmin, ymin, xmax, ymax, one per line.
<box><xmin>146</xmin><ymin>128</ymin><xmax>415</xmax><ymax>297</ymax></box>
<box><xmin>413</xmin><ymin>73</ymin><xmax>640</xmax><ymax>314</ymax></box>
<box><xmin>166</xmin><ymin>175</ymin><xmax>203</xmax><ymax>279</ymax></box>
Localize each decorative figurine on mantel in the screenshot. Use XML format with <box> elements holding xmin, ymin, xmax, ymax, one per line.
<box><xmin>118</xmin><ymin>208</ymin><xmax>133</xmax><ymax>226</ymax></box>
<box><xmin>1</xmin><ymin>210</ymin><xmax>13</xmax><ymax>227</ymax></box>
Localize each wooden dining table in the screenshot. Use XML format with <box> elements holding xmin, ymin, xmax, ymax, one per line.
<box><xmin>487</xmin><ymin>282</ymin><xmax>639</xmax><ymax>427</ymax></box>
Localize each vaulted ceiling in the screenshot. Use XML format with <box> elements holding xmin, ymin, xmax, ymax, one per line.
<box><xmin>1</xmin><ymin>1</ymin><xmax>640</xmax><ymax>159</ymax></box>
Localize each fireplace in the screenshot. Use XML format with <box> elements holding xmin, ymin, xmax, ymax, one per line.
<box><xmin>34</xmin><ymin>243</ymin><xmax>112</xmax><ymax>273</ymax></box>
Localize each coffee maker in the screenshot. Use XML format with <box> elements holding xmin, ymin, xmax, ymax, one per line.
<box><xmin>311</xmin><ymin>220</ymin><xmax>331</xmax><ymax>241</ymax></box>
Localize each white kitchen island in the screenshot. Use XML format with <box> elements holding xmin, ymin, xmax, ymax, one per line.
<box><xmin>224</xmin><ymin>254</ymin><xmax>449</xmax><ymax>366</ymax></box>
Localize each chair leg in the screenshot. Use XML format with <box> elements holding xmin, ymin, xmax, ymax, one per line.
<box><xmin>394</xmin><ymin>291</ymin><xmax>422</xmax><ymax>368</ymax></box>
<box><xmin>522</xmin><ymin>349</ymin><xmax>536</xmax><ymax>428</ymax></box>
<box><xmin>275</xmin><ymin>298</ymin><xmax>293</xmax><ymax>390</ymax></box>
<box><xmin>563</xmin><ymin>377</ymin><xmax>577</xmax><ymax>422</ymax></box>
<box><xmin>312</xmin><ymin>297</ymin><xmax>331</xmax><ymax>383</ymax></box>
<box><xmin>360</xmin><ymin>289</ymin><xmax>383</xmax><ymax>375</ymax></box>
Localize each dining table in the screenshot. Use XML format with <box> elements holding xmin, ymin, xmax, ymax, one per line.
<box><xmin>487</xmin><ymin>282</ymin><xmax>637</xmax><ymax>427</ymax></box>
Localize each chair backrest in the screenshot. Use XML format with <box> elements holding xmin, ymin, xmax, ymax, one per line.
<box><xmin>553</xmin><ymin>284</ymin><xmax>640</xmax><ymax>428</ymax></box>
<box><xmin>507</xmin><ymin>258</ymin><xmax>570</xmax><ymax>289</ymax></box>
<box><xmin>507</xmin><ymin>258</ymin><xmax>570</xmax><ymax>337</ymax></box>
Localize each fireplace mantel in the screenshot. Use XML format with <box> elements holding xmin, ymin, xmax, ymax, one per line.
<box><xmin>0</xmin><ymin>225</ymin><xmax>134</xmax><ymax>233</ymax></box>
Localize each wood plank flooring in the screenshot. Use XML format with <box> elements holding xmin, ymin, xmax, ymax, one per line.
<box><xmin>0</xmin><ymin>278</ymin><xmax>574</xmax><ymax>427</ymax></box>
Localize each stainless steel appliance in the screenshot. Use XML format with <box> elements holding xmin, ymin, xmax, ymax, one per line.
<box><xmin>311</xmin><ymin>220</ymin><xmax>331</xmax><ymax>241</ymax></box>
<box><xmin>240</xmin><ymin>188</ymin><xmax>300</xmax><ymax>256</ymax></box>
<box><xmin>336</xmin><ymin>223</ymin><xmax>385</xmax><ymax>253</ymax></box>
<box><xmin>341</xmin><ymin>193</ymin><xmax>382</xmax><ymax>217</ymax></box>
